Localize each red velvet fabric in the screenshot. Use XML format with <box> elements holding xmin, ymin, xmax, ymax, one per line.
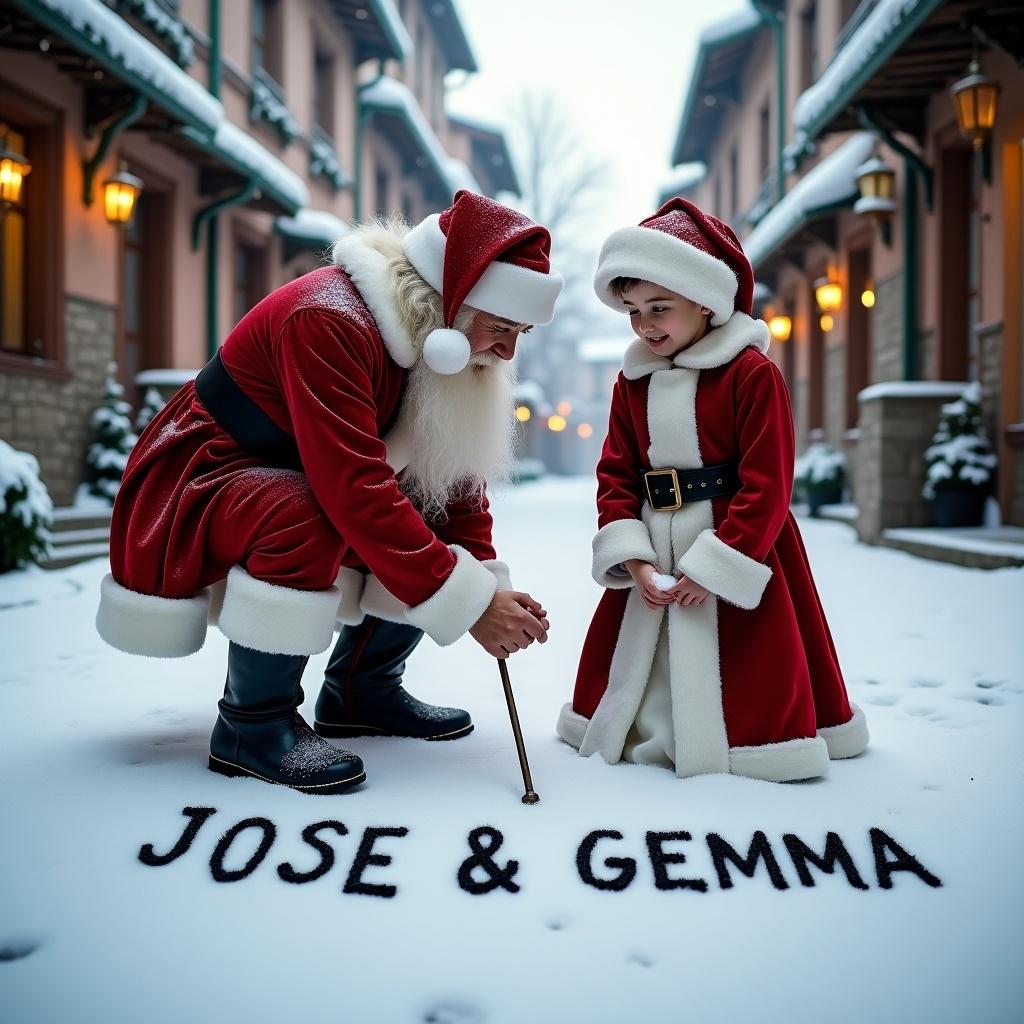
<box><xmin>110</xmin><ymin>267</ymin><xmax>496</xmax><ymax>600</ymax></box>
<box><xmin>572</xmin><ymin>348</ymin><xmax>853</xmax><ymax>744</ymax></box>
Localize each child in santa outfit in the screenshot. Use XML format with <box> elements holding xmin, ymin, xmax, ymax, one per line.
<box><xmin>557</xmin><ymin>198</ymin><xmax>868</xmax><ymax>782</ymax></box>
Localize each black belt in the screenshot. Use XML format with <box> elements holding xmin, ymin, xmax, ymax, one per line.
<box><xmin>643</xmin><ymin>463</ymin><xmax>739</xmax><ymax>511</ymax></box>
<box><xmin>195</xmin><ymin>350</ymin><xmax>303</xmax><ymax>470</ymax></box>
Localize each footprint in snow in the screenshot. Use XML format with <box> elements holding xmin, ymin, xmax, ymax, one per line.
<box><xmin>0</xmin><ymin>939</ymin><xmax>41</xmax><ymax>962</ymax></box>
<box><xmin>627</xmin><ymin>952</ymin><xmax>655</xmax><ymax>968</ymax></box>
<box><xmin>545</xmin><ymin>916</ymin><xmax>571</xmax><ymax>931</ymax></box>
<box><xmin>423</xmin><ymin>1001</ymin><xmax>485</xmax><ymax>1024</ymax></box>
<box><xmin>864</xmin><ymin>693</ymin><xmax>900</xmax><ymax>707</ymax></box>
<box><xmin>909</xmin><ymin>678</ymin><xmax>943</xmax><ymax>689</ymax></box>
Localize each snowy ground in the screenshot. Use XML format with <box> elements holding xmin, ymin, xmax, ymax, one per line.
<box><xmin>1</xmin><ymin>478</ymin><xmax>1022</xmax><ymax>1023</ymax></box>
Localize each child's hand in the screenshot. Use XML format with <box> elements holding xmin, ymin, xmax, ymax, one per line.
<box><xmin>624</xmin><ymin>560</ymin><xmax>676</xmax><ymax>610</ymax></box>
<box><xmin>666</xmin><ymin>574</ymin><xmax>711</xmax><ymax>607</ymax></box>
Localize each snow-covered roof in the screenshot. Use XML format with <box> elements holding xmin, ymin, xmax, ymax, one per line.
<box><xmin>211</xmin><ymin>121</ymin><xmax>309</xmax><ymax>212</ymax></box>
<box><xmin>276</xmin><ymin>208</ymin><xmax>351</xmax><ymax>247</ymax></box>
<box><xmin>369</xmin><ymin>0</ymin><xmax>413</xmax><ymax>62</ymax></box>
<box><xmin>135</xmin><ymin>368</ymin><xmax>198</xmax><ymax>387</ymax></box>
<box><xmin>792</xmin><ymin>0</ymin><xmax>944</xmax><ymax>141</ymax></box>
<box><xmin>578</xmin><ymin>336</ymin><xmax>633</xmax><ymax>364</ymax></box>
<box><xmin>743</xmin><ymin>132</ymin><xmax>875</xmax><ymax>269</ymax></box>
<box><xmin>858</xmin><ymin>381</ymin><xmax>970</xmax><ymax>403</ymax></box>
<box><xmin>699</xmin><ymin>6</ymin><xmax>762</xmax><ymax>46</ymax></box>
<box><xmin>658</xmin><ymin>163</ymin><xmax>706</xmax><ymax>199</ymax></box>
<box><xmin>360</xmin><ymin>76</ymin><xmax>463</xmax><ymax>196</ymax></box>
<box><xmin>30</xmin><ymin>0</ymin><xmax>221</xmax><ymax>133</ymax></box>
<box><xmin>446</xmin><ymin>158</ymin><xmax>482</xmax><ymax>196</ymax></box>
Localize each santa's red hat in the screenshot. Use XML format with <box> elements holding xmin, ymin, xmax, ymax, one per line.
<box><xmin>594</xmin><ymin>198</ymin><xmax>753</xmax><ymax>327</ymax></box>
<box><xmin>402</xmin><ymin>190</ymin><xmax>563</xmax><ymax>374</ymax></box>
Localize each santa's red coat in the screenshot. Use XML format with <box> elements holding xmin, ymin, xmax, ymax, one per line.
<box><xmin>557</xmin><ymin>313</ymin><xmax>867</xmax><ymax>781</ymax></box>
<box><xmin>100</xmin><ymin>234</ymin><xmax>506</xmax><ymax>659</ymax></box>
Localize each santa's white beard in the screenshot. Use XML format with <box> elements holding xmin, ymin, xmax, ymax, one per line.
<box><xmin>399</xmin><ymin>352</ymin><xmax>517</xmax><ymax>520</ymax></box>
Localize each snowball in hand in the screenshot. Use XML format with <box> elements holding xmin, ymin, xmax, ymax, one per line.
<box><xmin>652</xmin><ymin>573</ymin><xmax>677</xmax><ymax>592</ymax></box>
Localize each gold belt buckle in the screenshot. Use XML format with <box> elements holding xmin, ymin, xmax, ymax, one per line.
<box><xmin>644</xmin><ymin>468</ymin><xmax>682</xmax><ymax>511</ymax></box>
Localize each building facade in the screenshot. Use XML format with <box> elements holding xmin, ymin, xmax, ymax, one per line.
<box><xmin>665</xmin><ymin>0</ymin><xmax>1024</xmax><ymax>541</ymax></box>
<box><xmin>0</xmin><ymin>0</ymin><xmax>517</xmax><ymax>507</ymax></box>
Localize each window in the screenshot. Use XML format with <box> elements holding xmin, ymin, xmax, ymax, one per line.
<box><xmin>233</xmin><ymin>239</ymin><xmax>267</xmax><ymax>323</ymax></box>
<box><xmin>1</xmin><ymin>125</ymin><xmax>28</xmax><ymax>354</ymax></box>
<box><xmin>801</xmin><ymin>1</ymin><xmax>819</xmax><ymax>89</ymax></box>
<box><xmin>313</xmin><ymin>49</ymin><xmax>335</xmax><ymax>137</ymax></box>
<box><xmin>759</xmin><ymin>103</ymin><xmax>771</xmax><ymax>180</ymax></box>
<box><xmin>251</xmin><ymin>0</ymin><xmax>281</xmax><ymax>80</ymax></box>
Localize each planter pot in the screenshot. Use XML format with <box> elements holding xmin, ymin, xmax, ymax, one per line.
<box><xmin>928</xmin><ymin>490</ymin><xmax>986</xmax><ymax>528</ymax></box>
<box><xmin>807</xmin><ymin>482</ymin><xmax>843</xmax><ymax>518</ymax></box>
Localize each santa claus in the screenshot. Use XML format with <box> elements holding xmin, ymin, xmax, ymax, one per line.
<box><xmin>96</xmin><ymin>190</ymin><xmax>563</xmax><ymax>795</ymax></box>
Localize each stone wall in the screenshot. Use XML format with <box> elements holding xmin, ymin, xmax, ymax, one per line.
<box><xmin>0</xmin><ymin>296</ymin><xmax>115</xmax><ymax>507</ymax></box>
<box><xmin>976</xmin><ymin>321</ymin><xmax>1002</xmax><ymax>440</ymax></box>
<box><xmin>792</xmin><ymin>377</ymin><xmax>808</xmax><ymax>449</ymax></box>
<box><xmin>825</xmin><ymin>344</ymin><xmax>846</xmax><ymax>445</ymax></box>
<box><xmin>871</xmin><ymin>272</ymin><xmax>903</xmax><ymax>383</ymax></box>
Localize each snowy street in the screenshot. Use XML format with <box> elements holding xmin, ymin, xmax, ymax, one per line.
<box><xmin>1</xmin><ymin>478</ymin><xmax>1022</xmax><ymax>1023</ymax></box>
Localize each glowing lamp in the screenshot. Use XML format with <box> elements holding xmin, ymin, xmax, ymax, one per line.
<box><xmin>547</xmin><ymin>414</ymin><xmax>567</xmax><ymax>433</ymax></box>
<box><xmin>767</xmin><ymin>314</ymin><xmax>792</xmax><ymax>343</ymax></box>
<box><xmin>820</xmin><ymin>314</ymin><xmax>834</xmax><ymax>333</ymax></box>
<box><xmin>861</xmin><ymin>288</ymin><xmax>876</xmax><ymax>309</ymax></box>
<box><xmin>103</xmin><ymin>165</ymin><xmax>144</xmax><ymax>226</ymax></box>
<box><xmin>854</xmin><ymin>155</ymin><xmax>897</xmax><ymax>226</ymax></box>
<box><xmin>951</xmin><ymin>58</ymin><xmax>1000</xmax><ymax>150</ymax></box>
<box><xmin>577</xmin><ymin>423</ymin><xmax>593</xmax><ymax>439</ymax></box>
<box><xmin>556</xmin><ymin>400</ymin><xmax>572</xmax><ymax>416</ymax></box>
<box><xmin>515</xmin><ymin>405</ymin><xmax>532</xmax><ymax>423</ymax></box>
<box><xmin>0</xmin><ymin>130</ymin><xmax>30</xmax><ymax>209</ymax></box>
<box><xmin>814</xmin><ymin>277</ymin><xmax>842</xmax><ymax>314</ymax></box>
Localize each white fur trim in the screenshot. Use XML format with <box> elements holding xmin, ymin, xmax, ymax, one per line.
<box><xmin>592</xmin><ymin>518</ymin><xmax>659</xmax><ymax>588</ymax></box>
<box><xmin>676</xmin><ymin>529</ymin><xmax>772</xmax><ymax>610</ymax></box>
<box><xmin>818</xmin><ymin>703</ymin><xmax>869</xmax><ymax>759</ymax></box>
<box><xmin>595</xmin><ymin>225</ymin><xmax>738</xmax><ymax>326</ymax></box>
<box><xmin>335</xmin><ymin>566</ymin><xmax>367</xmax><ymax>627</ymax></box>
<box><xmin>218</xmin><ymin>565</ymin><xmax>340</xmax><ymax>655</ymax></box>
<box><xmin>207</xmin><ymin>578</ymin><xmax>226</xmax><ymax>626</ymax></box>
<box><xmin>423</xmin><ymin>328</ymin><xmax>471</xmax><ymax>375</ymax></box>
<box><xmin>332</xmin><ymin>232</ymin><xmax>417</xmax><ymax>368</ymax></box>
<box><xmin>481</xmin><ymin>559</ymin><xmax>513</xmax><ymax>591</ymax></box>
<box><xmin>382</xmin><ymin>416</ymin><xmax>412</xmax><ymax>474</ymax></box>
<box><xmin>403</xmin><ymin>214</ymin><xmax>563</xmax><ymax>326</ymax></box>
<box><xmin>359</xmin><ymin>574</ymin><xmax>410</xmax><ymax>624</ymax></box>
<box><xmin>405</xmin><ymin>544</ymin><xmax>498</xmax><ymax>646</ymax></box>
<box><xmin>621</xmin><ymin>313</ymin><xmax>771</xmax><ymax>380</ymax></box>
<box><xmin>96</xmin><ymin>573</ymin><xmax>209</xmax><ymax>658</ymax></box>
<box><xmin>556</xmin><ymin>703</ymin><xmax>589</xmax><ymax>749</ymax></box>
<box><xmin>729</xmin><ymin>736</ymin><xmax>830</xmax><ymax>782</ymax></box>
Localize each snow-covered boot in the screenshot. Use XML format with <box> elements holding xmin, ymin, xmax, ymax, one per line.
<box><xmin>209</xmin><ymin>642</ymin><xmax>365</xmax><ymax>793</ymax></box>
<box><xmin>314</xmin><ymin>617</ymin><xmax>473</xmax><ymax>741</ymax></box>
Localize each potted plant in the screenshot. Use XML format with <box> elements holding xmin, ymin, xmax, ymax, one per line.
<box><xmin>922</xmin><ymin>382</ymin><xmax>997</xmax><ymax>527</ymax></box>
<box><xmin>0</xmin><ymin>439</ymin><xmax>53</xmax><ymax>573</ymax></box>
<box><xmin>794</xmin><ymin>442</ymin><xmax>847</xmax><ymax>517</ymax></box>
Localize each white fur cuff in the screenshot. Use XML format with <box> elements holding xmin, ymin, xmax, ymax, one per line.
<box><xmin>360</xmin><ymin>574</ymin><xmax>410</xmax><ymax>624</ymax></box>
<box><xmin>676</xmin><ymin>529</ymin><xmax>772</xmax><ymax>609</ymax></box>
<box><xmin>405</xmin><ymin>545</ymin><xmax>498</xmax><ymax>647</ymax></box>
<box><xmin>592</xmin><ymin>518</ymin><xmax>659</xmax><ymax>588</ymax></box>
<box><xmin>556</xmin><ymin>703</ymin><xmax>589</xmax><ymax>749</ymax></box>
<box><xmin>729</xmin><ymin>736</ymin><xmax>830</xmax><ymax>782</ymax></box>
<box><xmin>818</xmin><ymin>703</ymin><xmax>870</xmax><ymax>759</ymax></box>
<box><xmin>335</xmin><ymin>567</ymin><xmax>367</xmax><ymax>627</ymax></box>
<box><xmin>482</xmin><ymin>559</ymin><xmax>513</xmax><ymax>591</ymax></box>
<box><xmin>96</xmin><ymin>573</ymin><xmax>210</xmax><ymax>658</ymax></box>
<box><xmin>218</xmin><ymin>566</ymin><xmax>340</xmax><ymax>655</ymax></box>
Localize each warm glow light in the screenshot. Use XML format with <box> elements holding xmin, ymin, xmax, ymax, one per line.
<box><xmin>820</xmin><ymin>314</ymin><xmax>834</xmax><ymax>332</ymax></box>
<box><xmin>577</xmin><ymin>423</ymin><xmax>593</xmax><ymax>439</ymax></box>
<box><xmin>103</xmin><ymin>165</ymin><xmax>143</xmax><ymax>226</ymax></box>
<box><xmin>861</xmin><ymin>288</ymin><xmax>876</xmax><ymax>308</ymax></box>
<box><xmin>0</xmin><ymin>131</ymin><xmax>30</xmax><ymax>208</ymax></box>
<box><xmin>767</xmin><ymin>314</ymin><xmax>792</xmax><ymax>343</ymax></box>
<box><xmin>556</xmin><ymin>400</ymin><xmax>572</xmax><ymax>416</ymax></box>
<box><xmin>515</xmin><ymin>405</ymin><xmax>532</xmax><ymax>423</ymax></box>
<box><xmin>547</xmin><ymin>414</ymin><xmax>567</xmax><ymax>432</ymax></box>
<box><xmin>951</xmin><ymin>59</ymin><xmax>1000</xmax><ymax>149</ymax></box>
<box><xmin>815</xmin><ymin>277</ymin><xmax>842</xmax><ymax>313</ymax></box>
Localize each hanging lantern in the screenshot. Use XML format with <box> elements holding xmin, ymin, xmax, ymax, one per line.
<box><xmin>577</xmin><ymin>423</ymin><xmax>593</xmax><ymax>439</ymax></box>
<box><xmin>814</xmin><ymin>277</ymin><xmax>842</xmax><ymax>313</ymax></box>
<box><xmin>547</xmin><ymin>414</ymin><xmax>567</xmax><ymax>433</ymax></box>
<box><xmin>951</xmin><ymin>58</ymin><xmax>1000</xmax><ymax>150</ymax></box>
<box><xmin>767</xmin><ymin>314</ymin><xmax>792</xmax><ymax>343</ymax></box>
<box><xmin>103</xmin><ymin>164</ymin><xmax>144</xmax><ymax>226</ymax></box>
<box><xmin>861</xmin><ymin>287</ymin><xmax>876</xmax><ymax>309</ymax></box>
<box><xmin>854</xmin><ymin>155</ymin><xmax>897</xmax><ymax>227</ymax></box>
<box><xmin>515</xmin><ymin>405</ymin><xmax>532</xmax><ymax>423</ymax></box>
<box><xmin>556</xmin><ymin>400</ymin><xmax>572</xmax><ymax>416</ymax></box>
<box><xmin>820</xmin><ymin>314</ymin><xmax>834</xmax><ymax>333</ymax></box>
<box><xmin>0</xmin><ymin>128</ymin><xmax>31</xmax><ymax>210</ymax></box>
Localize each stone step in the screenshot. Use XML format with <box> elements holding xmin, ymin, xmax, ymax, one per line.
<box><xmin>45</xmin><ymin>526</ymin><xmax>110</xmax><ymax>546</ymax></box>
<box><xmin>50</xmin><ymin>507</ymin><xmax>113</xmax><ymax>533</ymax></box>
<box><xmin>40</xmin><ymin>542</ymin><xmax>110</xmax><ymax>571</ymax></box>
<box><xmin>880</xmin><ymin>527</ymin><xmax>1024</xmax><ymax>570</ymax></box>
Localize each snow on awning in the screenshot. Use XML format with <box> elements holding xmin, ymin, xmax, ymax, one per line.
<box><xmin>445</xmin><ymin>158</ymin><xmax>482</xmax><ymax>196</ymax></box>
<box><xmin>578</xmin><ymin>337</ymin><xmax>633</xmax><ymax>365</ymax></box>
<box><xmin>275</xmin><ymin>208</ymin><xmax>351</xmax><ymax>248</ymax></box>
<box><xmin>792</xmin><ymin>0</ymin><xmax>944</xmax><ymax>142</ymax></box>
<box><xmin>22</xmin><ymin>0</ymin><xmax>221</xmax><ymax>134</ymax></box>
<box><xmin>360</xmin><ymin>76</ymin><xmax>463</xmax><ymax>198</ymax></box>
<box><xmin>743</xmin><ymin>132</ymin><xmax>875</xmax><ymax>270</ymax></box>
<box><xmin>657</xmin><ymin>163</ymin><xmax>706</xmax><ymax>205</ymax></box>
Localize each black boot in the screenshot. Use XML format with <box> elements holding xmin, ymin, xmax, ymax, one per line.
<box><xmin>209</xmin><ymin>642</ymin><xmax>366</xmax><ymax>794</ymax></box>
<box><xmin>314</xmin><ymin>617</ymin><xmax>473</xmax><ymax>741</ymax></box>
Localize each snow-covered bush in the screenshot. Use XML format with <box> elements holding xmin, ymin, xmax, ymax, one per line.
<box><xmin>0</xmin><ymin>440</ymin><xmax>53</xmax><ymax>573</ymax></box>
<box><xmin>922</xmin><ymin>383</ymin><xmax>997</xmax><ymax>500</ymax></box>
<box><xmin>87</xmin><ymin>366</ymin><xmax>138</xmax><ymax>503</ymax></box>
<box><xmin>134</xmin><ymin>386</ymin><xmax>166</xmax><ymax>435</ymax></box>
<box><xmin>795</xmin><ymin>443</ymin><xmax>846</xmax><ymax>497</ymax></box>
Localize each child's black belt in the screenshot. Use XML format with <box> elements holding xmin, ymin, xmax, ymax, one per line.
<box><xmin>195</xmin><ymin>349</ymin><xmax>303</xmax><ymax>470</ymax></box>
<box><xmin>643</xmin><ymin>463</ymin><xmax>739</xmax><ymax>511</ymax></box>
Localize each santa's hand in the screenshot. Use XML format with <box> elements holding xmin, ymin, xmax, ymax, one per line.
<box><xmin>625</xmin><ymin>560</ymin><xmax>676</xmax><ymax>610</ymax></box>
<box><xmin>470</xmin><ymin>590</ymin><xmax>550</xmax><ymax>658</ymax></box>
<box><xmin>666</xmin><ymin>574</ymin><xmax>711</xmax><ymax>607</ymax></box>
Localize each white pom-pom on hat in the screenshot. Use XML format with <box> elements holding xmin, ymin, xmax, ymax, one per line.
<box><xmin>422</xmin><ymin>328</ymin><xmax>471</xmax><ymax>375</ymax></box>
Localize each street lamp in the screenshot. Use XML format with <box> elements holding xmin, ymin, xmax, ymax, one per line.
<box><xmin>547</xmin><ymin>414</ymin><xmax>567</xmax><ymax>432</ymax></box>
<box><xmin>767</xmin><ymin>314</ymin><xmax>792</xmax><ymax>343</ymax></box>
<box><xmin>814</xmin><ymin>277</ymin><xmax>842</xmax><ymax>314</ymax></box>
<box><xmin>515</xmin><ymin>405</ymin><xmax>532</xmax><ymax>423</ymax></box>
<box><xmin>103</xmin><ymin>164</ymin><xmax>144</xmax><ymax>226</ymax></box>
<box><xmin>854</xmin><ymin>155</ymin><xmax>896</xmax><ymax>233</ymax></box>
<box><xmin>0</xmin><ymin>127</ymin><xmax>31</xmax><ymax>211</ymax></box>
<box><xmin>951</xmin><ymin>58</ymin><xmax>1000</xmax><ymax>150</ymax></box>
